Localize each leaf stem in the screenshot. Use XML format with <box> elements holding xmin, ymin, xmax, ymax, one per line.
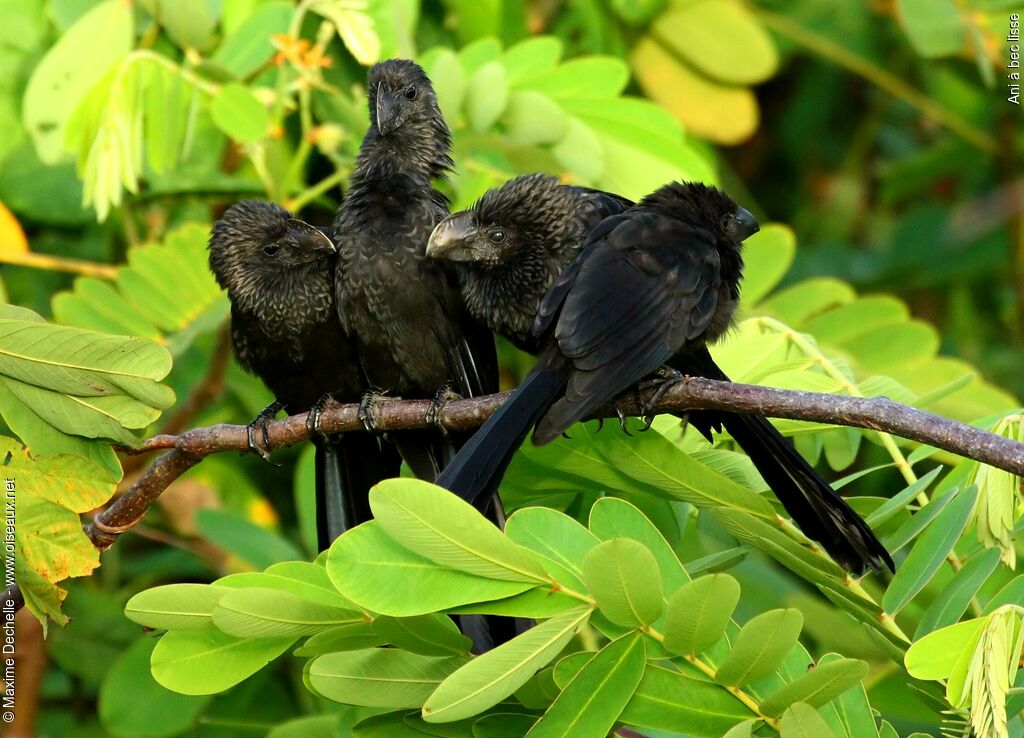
<box><xmin>641</xmin><ymin>625</ymin><xmax>779</xmax><ymax>732</ymax></box>
<box><xmin>754</xmin><ymin>317</ymin><xmax>982</xmax><ymax>617</ymax></box>
<box><xmin>285</xmin><ymin>167</ymin><xmax>349</xmax><ymax>213</ymax></box>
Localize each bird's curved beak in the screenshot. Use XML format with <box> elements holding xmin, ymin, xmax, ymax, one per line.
<box><xmin>287</xmin><ymin>219</ymin><xmax>336</xmax><ymax>255</ymax></box>
<box><xmin>734</xmin><ymin>207</ymin><xmax>760</xmax><ymax>241</ymax></box>
<box><xmin>376</xmin><ymin>92</ymin><xmax>402</xmax><ymax>136</ymax></box>
<box><xmin>427</xmin><ymin>214</ymin><xmax>476</xmax><ymax>261</ymax></box>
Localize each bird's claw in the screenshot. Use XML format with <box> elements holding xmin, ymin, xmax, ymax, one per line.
<box><xmin>615</xmin><ymin>402</ymin><xmax>633</xmax><ymax>436</ymax></box>
<box><xmin>305</xmin><ymin>393</ymin><xmax>336</xmax><ymax>441</ymax></box>
<box><xmin>638</xmin><ymin>367</ymin><xmax>686</xmax><ymax>426</ymax></box>
<box><xmin>358</xmin><ymin>391</ymin><xmax>386</xmax><ymax>433</ymax></box>
<box><xmin>246</xmin><ymin>401</ymin><xmax>283</xmax><ymax>466</ymax></box>
<box><xmin>426</xmin><ymin>383</ymin><xmax>462</xmax><ymax>436</ymax></box>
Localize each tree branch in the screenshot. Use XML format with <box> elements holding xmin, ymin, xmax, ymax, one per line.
<box><xmin>7</xmin><ymin>378</ymin><xmax>1024</xmax><ymax>615</ymax></box>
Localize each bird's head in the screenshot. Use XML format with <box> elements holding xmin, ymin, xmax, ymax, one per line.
<box><xmin>208</xmin><ymin>201</ymin><xmax>335</xmax><ymax>294</ymax></box>
<box><xmin>368</xmin><ymin>59</ymin><xmax>441</xmax><ymax>137</ymax></box>
<box><xmin>644</xmin><ymin>182</ymin><xmax>759</xmax><ymax>246</ymax></box>
<box><xmin>427</xmin><ymin>174</ymin><xmax>570</xmax><ymax>267</ymax></box>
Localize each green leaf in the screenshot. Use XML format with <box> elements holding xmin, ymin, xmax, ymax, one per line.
<box><xmin>741</xmin><ymin>225</ymin><xmax>796</xmax><ymax>306</ymax></box>
<box><xmin>294</xmin><ymin>622</ymin><xmax>385</xmax><ymax>656</ymax></box>
<box><xmin>883</xmin><ymin>485</ymin><xmax>961</xmax><ymax>553</ymax></box>
<box><xmin>525</xmin><ymin>632</ymin><xmax>645</xmax><ymax>738</ymax></box>
<box><xmin>588</xmin><ymin>497</ymin><xmax>689</xmax><ymax>594</ymax></box>
<box><xmin>521</xmin><ymin>57</ymin><xmax>629</xmax><ymax>99</ymax></box>
<box><xmin>372</xmin><ymin>615</ymin><xmax>474</xmax><ymax>656</ymax></box>
<box><xmin>505</xmin><ymin>506</ymin><xmax>599</xmax><ymax>589</ymax></box>
<box><xmin>779</xmin><ymin>703</ymin><xmax>839</xmax><ymax>737</ymax></box>
<box><xmin>124</xmin><ymin>584</ymin><xmax>230</xmax><ymax>631</ymax></box>
<box><xmin>722</xmin><ymin>721</ymin><xmax>756</xmax><ymax>738</ymax></box>
<box><xmin>985</xmin><ymin>575</ymin><xmax>1024</xmax><ymax>613</ymax></box>
<box><xmin>916</xmin><ymin>547</ymin><xmax>1001</xmax><ymax>637</ymax></box>
<box><xmin>194</xmin><ymin>508</ymin><xmax>303</xmax><ymax>569</ymax></box>
<box><xmin>685</xmin><ymin>547</ymin><xmax>749</xmax><ymax>576</ymax></box>
<box><xmin>210</xmin><ymin>83</ymin><xmax>268</xmax><ymax>143</ymax></box>
<box><xmin>308</xmin><ymin>649</ymin><xmax>469</xmax><ymax>708</ymax></box>
<box><xmin>212</xmin><ymin>587</ymin><xmax>363</xmax><ymax>638</ymax></box>
<box><xmin>714</xmin><ymin>609</ymin><xmax>804</xmax><ymax>688</ymax></box>
<box><xmin>326</xmin><ymin>522</ymin><xmax>533</xmax><ymax>616</ymax></box>
<box><xmin>896</xmin><ymin>0</ymin><xmax>965</xmax><ymax>57</ymax></box>
<box><xmin>421</xmin><ymin>48</ymin><xmax>465</xmax><ymax>122</ymax></box>
<box><xmin>581</xmin><ymin>539</ymin><xmax>664</xmax><ymax>628</ymax></box>
<box><xmin>422</xmin><ymin>607</ymin><xmax>591</xmax><ymax>723</ymax></box>
<box><xmin>504</xmin><ymin>36</ymin><xmax>563</xmax><ymax>84</ymax></box>
<box><xmin>501</xmin><ymin>91</ymin><xmax>567</xmax><ymax>146</ymax></box>
<box><xmin>370</xmin><ymin>479</ymin><xmax>548</xmax><ymax>583</ymax></box>
<box><xmin>905</xmin><ymin>617</ymin><xmax>987</xmax><ymax>680</ymax></box>
<box><xmin>711</xmin><ymin>509</ymin><xmax>848</xmax><ymax>586</ymax></box>
<box><xmin>551</xmin><ymin>117</ymin><xmax>604</xmax><ymax>181</ymax></box>
<box><xmin>154</xmin><ymin>0</ymin><xmax>217</xmax><ymax>52</ymax></box>
<box><xmin>151</xmin><ymin>629</ymin><xmax>295</xmax><ymax>695</ymax></box>
<box><xmin>223</xmin><ymin>561</ymin><xmax>363</xmax><ymax>609</ymax></box>
<box><xmin>759</xmin><ymin>658</ymin><xmax>869</xmax><ymax>717</ymax></box>
<box><xmin>620</xmin><ymin>664</ymin><xmax>756</xmax><ymax>736</ymax></box>
<box><xmin>882</xmin><ymin>485</ymin><xmax>978</xmax><ymax>615</ymax></box>
<box><xmin>663</xmin><ymin>574</ymin><xmax>741</xmax><ymax>657</ymax></box>
<box><xmin>587</xmin><ymin>425</ymin><xmax>774</xmax><ymax>517</ymax></box>
<box><xmin>651</xmin><ymin>0</ymin><xmax>777</xmax><ymax>85</ymax></box>
<box><xmin>23</xmin><ymin>0</ymin><xmax>133</xmax><ymax>163</ymax></box>
<box><xmin>99</xmin><ymin>637</ymin><xmax>211</xmax><ymax>737</ymax></box>
<box><xmin>466</xmin><ymin>61</ymin><xmax>509</xmax><ymax>132</ymax></box>
<box><xmin>268</xmin><ymin>715</ymin><xmax>341</xmax><ymax>738</ymax></box>
<box><xmin>865</xmin><ymin>467</ymin><xmax>943</xmax><ymax>527</ymax></box>
<box><xmin>472</xmin><ymin>714</ymin><xmax>540</xmax><ymax>737</ymax></box>
<box><xmin>212</xmin><ymin>1</ymin><xmax>293</xmax><ymax>78</ymax></box>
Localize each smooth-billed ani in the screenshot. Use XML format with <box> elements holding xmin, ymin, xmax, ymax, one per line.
<box><xmin>331</xmin><ymin>60</ymin><xmax>512</xmax><ymax>651</ymax></box>
<box><xmin>428</xmin><ymin>179</ymin><xmax>893</xmax><ymax>574</ymax></box>
<box><xmin>209</xmin><ymin>201</ymin><xmax>398</xmax><ymax>552</ymax></box>
<box><xmin>332</xmin><ymin>59</ymin><xmax>498</xmax><ymax>481</ymax></box>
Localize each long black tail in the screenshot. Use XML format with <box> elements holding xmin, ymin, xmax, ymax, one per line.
<box><xmin>313</xmin><ymin>433</ymin><xmax>397</xmax><ymax>552</ymax></box>
<box><xmin>674</xmin><ymin>347</ymin><xmax>894</xmax><ymax>574</ymax></box>
<box><xmin>436</xmin><ymin>358</ymin><xmax>569</xmax><ymax>510</ymax></box>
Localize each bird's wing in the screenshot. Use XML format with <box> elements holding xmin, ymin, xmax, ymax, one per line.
<box><xmin>533</xmin><ymin>213</ymin><xmax>721</xmax><ymax>441</ymax></box>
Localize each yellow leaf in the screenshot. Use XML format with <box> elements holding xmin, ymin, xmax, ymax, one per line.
<box><xmin>652</xmin><ymin>0</ymin><xmax>778</xmax><ymax>85</ymax></box>
<box><xmin>630</xmin><ymin>37</ymin><xmax>758</xmax><ymax>145</ymax></box>
<box><xmin>0</xmin><ymin>201</ymin><xmax>29</xmax><ymax>256</ymax></box>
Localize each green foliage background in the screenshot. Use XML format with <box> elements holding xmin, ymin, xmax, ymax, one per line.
<box><xmin>1</xmin><ymin>0</ymin><xmax>1023</xmax><ymax>736</ymax></box>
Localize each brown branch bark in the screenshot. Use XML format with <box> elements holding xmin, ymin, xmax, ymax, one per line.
<box><xmin>6</xmin><ymin>378</ymin><xmax>1024</xmax><ymax>614</ymax></box>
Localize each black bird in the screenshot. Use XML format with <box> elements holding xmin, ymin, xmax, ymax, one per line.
<box><xmin>332</xmin><ymin>59</ymin><xmax>498</xmax><ymax>482</ymax></box>
<box><xmin>427</xmin><ymin>173</ymin><xmax>632</xmax><ymax>354</ymax></box>
<box><xmin>429</xmin><ymin>179</ymin><xmax>893</xmax><ymax>574</ymax></box>
<box><xmin>331</xmin><ymin>60</ymin><xmax>511</xmax><ymax>651</ymax></box>
<box><xmin>208</xmin><ymin>201</ymin><xmax>397</xmax><ymax>552</ymax></box>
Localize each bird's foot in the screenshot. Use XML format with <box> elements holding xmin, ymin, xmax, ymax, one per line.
<box><xmin>357</xmin><ymin>391</ymin><xmax>388</xmax><ymax>433</ymax></box>
<box><xmin>246</xmin><ymin>401</ymin><xmax>284</xmax><ymax>465</ymax></box>
<box><xmin>637</xmin><ymin>367</ymin><xmax>686</xmax><ymax>430</ymax></box>
<box><xmin>305</xmin><ymin>393</ymin><xmax>337</xmax><ymax>441</ymax></box>
<box><xmin>426</xmin><ymin>383</ymin><xmax>462</xmax><ymax>436</ymax></box>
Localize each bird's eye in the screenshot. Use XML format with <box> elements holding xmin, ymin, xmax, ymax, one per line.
<box><xmin>488</xmin><ymin>229</ymin><xmax>506</xmax><ymax>244</ymax></box>
<box><xmin>719</xmin><ymin>214</ymin><xmax>735</xmax><ymax>231</ymax></box>
<box><xmin>263</xmin><ymin>244</ymin><xmax>280</xmax><ymax>256</ymax></box>
<box><xmin>404</xmin><ymin>85</ymin><xmax>417</xmax><ymax>100</ymax></box>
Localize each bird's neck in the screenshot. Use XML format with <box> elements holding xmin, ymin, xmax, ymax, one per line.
<box><xmin>352</xmin><ymin>121</ymin><xmax>453</xmax><ymax>186</ymax></box>
<box><xmin>458</xmin><ymin>247</ymin><xmax>555</xmax><ymax>346</ymax></box>
<box><xmin>232</xmin><ymin>260</ymin><xmax>333</xmax><ymax>329</ymax></box>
